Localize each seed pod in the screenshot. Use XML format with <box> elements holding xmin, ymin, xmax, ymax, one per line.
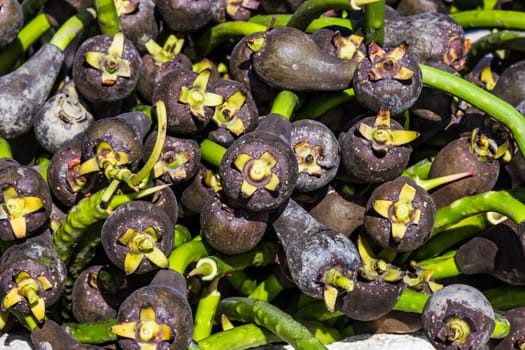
<box><xmin>101</xmin><ymin>200</ymin><xmax>175</xmax><ymax>275</ymax></box>
<box><xmin>0</xmin><ymin>165</ymin><xmax>52</xmax><ymax>241</ymax></box>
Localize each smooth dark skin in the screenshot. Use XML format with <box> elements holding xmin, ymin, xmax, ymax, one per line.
<box><xmin>0</xmin><ymin>0</ymin><xmax>23</xmax><ymax>48</ymax></box>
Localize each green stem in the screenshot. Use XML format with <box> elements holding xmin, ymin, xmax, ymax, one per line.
<box><xmin>295</xmin><ymin>88</ymin><xmax>355</xmax><ymax>120</ymax></box>
<box><xmin>421</xmin><ymin>64</ymin><xmax>525</xmax><ymax>159</ymax></box>
<box><xmin>190</xmin><ymin>323</ymin><xmax>281</xmax><ymax>350</ymax></box>
<box><xmin>200</xmin><ymin>139</ymin><xmax>227</xmax><ymax>168</ymax></box>
<box><xmin>63</xmin><ymin>319</ymin><xmax>117</xmax><ymax>344</ymax></box>
<box><xmin>293</xmin><ymin>301</ymin><xmax>345</xmax><ymax>323</ymax></box>
<box><xmin>225</xmin><ymin>271</ymin><xmax>258</xmax><ymax>295</ymax></box>
<box><xmin>409</xmin><ymin>213</ymin><xmax>490</xmax><ymax>261</ymax></box>
<box><xmin>414</xmin><ymin>250</ymin><xmax>462</xmax><ymax>280</ymax></box>
<box><xmin>286</xmin><ymin>0</ymin><xmax>367</xmax><ymax>31</ymax></box>
<box><xmin>466</xmin><ymin>30</ymin><xmax>525</xmax><ymax>71</ymax></box>
<box><xmin>189</xmin><ymin>242</ymin><xmax>280</xmax><ymax>281</ymax></box>
<box><xmin>0</xmin><ymin>138</ymin><xmax>13</xmax><ymax>158</ymax></box>
<box><xmin>174</xmin><ymin>224</ymin><xmax>193</xmax><ymax>248</ymax></box>
<box><xmin>270</xmin><ymin>90</ymin><xmax>300</xmax><ymax>120</ymax></box>
<box><xmin>168</xmin><ymin>236</ymin><xmax>214</xmax><ymax>274</ymax></box>
<box><xmin>93</xmin><ymin>0</ymin><xmax>121</xmax><ymax>34</ymax></box>
<box><xmin>49</xmin><ymin>8</ymin><xmax>97</xmax><ymax>51</ymax></box>
<box><xmin>0</xmin><ymin>13</ymin><xmax>51</xmax><ymax>75</ymax></box>
<box><xmin>431</xmin><ymin>190</ymin><xmax>525</xmax><ymax>236</ymax></box>
<box><xmin>393</xmin><ymin>289</ymin><xmax>428</xmax><ymax>313</ymax></box>
<box><xmin>298</xmin><ymin>319</ymin><xmax>345</xmax><ymax>345</ymax></box>
<box><xmin>9</xmin><ymin>309</ymin><xmax>40</xmax><ymax>331</ymax></box>
<box><xmin>250</xmin><ymin>14</ymin><xmax>356</xmax><ymax>32</ymax></box>
<box><xmin>401</xmin><ymin>157</ymin><xmax>434</xmax><ymax>180</ymax></box>
<box><xmin>196</xmin><ymin>21</ymin><xmax>267</xmax><ymax>58</ymax></box>
<box><xmin>450</xmin><ymin>10</ymin><xmax>525</xmax><ymax>30</ymax></box>
<box><xmin>193</xmin><ymin>278</ymin><xmax>221</xmax><ymax>341</ymax></box>
<box><xmin>492</xmin><ymin>313</ymin><xmax>511</xmax><ymax>339</ymax></box>
<box><xmin>217</xmin><ymin>297</ymin><xmax>328</xmax><ymax>350</ymax></box>
<box><xmin>33</xmin><ymin>154</ymin><xmax>50</xmax><ymax>183</ymax></box>
<box><xmin>129</xmin><ymin>100</ymin><xmax>167</xmax><ymax>187</ymax></box>
<box><xmin>365</xmin><ymin>1</ymin><xmax>385</xmax><ymax>45</ymax></box>
<box><xmin>484</xmin><ymin>285</ymin><xmax>525</xmax><ymax>311</ymax></box>
<box><xmin>248</xmin><ymin>273</ymin><xmax>286</xmax><ymax>302</ymax></box>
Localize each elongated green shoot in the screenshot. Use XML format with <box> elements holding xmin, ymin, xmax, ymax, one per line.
<box><xmin>63</xmin><ymin>318</ymin><xmax>117</xmax><ymax>344</ymax></box>
<box><xmin>466</xmin><ymin>30</ymin><xmax>525</xmax><ymax>71</ymax></box>
<box><xmin>168</xmin><ymin>236</ymin><xmax>214</xmax><ymax>274</ymax></box>
<box><xmin>49</xmin><ymin>8</ymin><xmax>97</xmax><ymax>51</ymax></box>
<box><xmin>420</xmin><ymin>64</ymin><xmax>525</xmax><ymax>159</ymax></box>
<box><xmin>365</xmin><ymin>0</ymin><xmax>385</xmax><ymax>45</ymax></box>
<box><xmin>248</xmin><ymin>273</ymin><xmax>286</xmax><ymax>302</ymax></box>
<box><xmin>413</xmin><ymin>250</ymin><xmax>462</xmax><ymax>280</ymax></box>
<box><xmin>450</xmin><ymin>10</ymin><xmax>525</xmax><ymax>30</ymax></box>
<box><xmin>0</xmin><ymin>137</ymin><xmax>12</xmax><ymax>158</ymax></box>
<box><xmin>217</xmin><ymin>297</ymin><xmax>328</xmax><ymax>350</ymax></box>
<box><xmin>225</xmin><ymin>271</ymin><xmax>258</xmax><ymax>295</ymax></box>
<box><xmin>295</xmin><ymin>88</ymin><xmax>355</xmax><ymax>120</ymax></box>
<box><xmin>484</xmin><ymin>285</ymin><xmax>525</xmax><ymax>311</ymax></box>
<box><xmin>193</xmin><ymin>278</ymin><xmax>221</xmax><ymax>341</ymax></box>
<box><xmin>270</xmin><ymin>90</ymin><xmax>300</xmax><ymax>120</ymax></box>
<box><xmin>94</xmin><ymin>0</ymin><xmax>120</xmax><ymax>34</ymax></box>
<box><xmin>200</xmin><ymin>139</ymin><xmax>227</xmax><ymax>168</ymax></box>
<box><xmin>190</xmin><ymin>323</ymin><xmax>281</xmax><ymax>350</ymax></box>
<box><xmin>431</xmin><ymin>190</ymin><xmax>525</xmax><ymax>236</ymax></box>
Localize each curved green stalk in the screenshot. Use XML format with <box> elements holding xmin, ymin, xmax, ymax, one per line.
<box><xmin>0</xmin><ymin>13</ymin><xmax>51</xmax><ymax>75</ymax></box>
<box><xmin>168</xmin><ymin>236</ymin><xmax>214</xmax><ymax>274</ymax></box>
<box><xmin>413</xmin><ymin>250</ymin><xmax>462</xmax><ymax>280</ymax></box>
<box><xmin>248</xmin><ymin>273</ymin><xmax>286</xmax><ymax>302</ymax></box>
<box><xmin>484</xmin><ymin>285</ymin><xmax>525</xmax><ymax>311</ymax></box>
<box><xmin>94</xmin><ymin>0</ymin><xmax>120</xmax><ymax>34</ymax></box>
<box><xmin>63</xmin><ymin>319</ymin><xmax>117</xmax><ymax>344</ymax></box>
<box><xmin>49</xmin><ymin>8</ymin><xmax>97</xmax><ymax>51</ymax></box>
<box><xmin>200</xmin><ymin>139</ymin><xmax>227</xmax><ymax>168</ymax></box>
<box><xmin>174</xmin><ymin>224</ymin><xmax>193</xmax><ymax>248</ymax></box>
<box><xmin>190</xmin><ymin>323</ymin><xmax>281</xmax><ymax>350</ymax></box>
<box><xmin>365</xmin><ymin>0</ymin><xmax>385</xmax><ymax>45</ymax></box>
<box><xmin>431</xmin><ymin>190</ymin><xmax>525</xmax><ymax>236</ymax></box>
<box><xmin>196</xmin><ymin>21</ymin><xmax>267</xmax><ymax>58</ymax></box>
<box><xmin>270</xmin><ymin>90</ymin><xmax>300</xmax><ymax>120</ymax></box>
<box><xmin>410</xmin><ymin>213</ymin><xmax>490</xmax><ymax>261</ymax></box>
<box><xmin>188</xmin><ymin>242</ymin><xmax>280</xmax><ymax>281</ymax></box>
<box><xmin>295</xmin><ymin>88</ymin><xmax>355</xmax><ymax>120</ymax></box>
<box><xmin>287</xmin><ymin>0</ymin><xmax>377</xmax><ymax>31</ymax></box>
<box><xmin>225</xmin><ymin>271</ymin><xmax>258</xmax><ymax>295</ymax></box>
<box><xmin>466</xmin><ymin>30</ymin><xmax>525</xmax><ymax>71</ymax></box>
<box><xmin>421</xmin><ymin>64</ymin><xmax>525</xmax><ymax>159</ymax></box>
<box><xmin>250</xmin><ymin>14</ymin><xmax>356</xmax><ymax>32</ymax></box>
<box><xmin>401</xmin><ymin>157</ymin><xmax>434</xmax><ymax>180</ymax></box>
<box><xmin>293</xmin><ymin>301</ymin><xmax>344</xmax><ymax>323</ymax></box>
<box><xmin>217</xmin><ymin>297</ymin><xmax>328</xmax><ymax>350</ymax></box>
<box><xmin>0</xmin><ymin>137</ymin><xmax>12</xmax><ymax>158</ymax></box>
<box><xmin>450</xmin><ymin>10</ymin><xmax>525</xmax><ymax>30</ymax></box>
<box><xmin>33</xmin><ymin>154</ymin><xmax>50</xmax><ymax>183</ymax></box>
<box><xmin>298</xmin><ymin>319</ymin><xmax>345</xmax><ymax>345</ymax></box>
<box><xmin>193</xmin><ymin>278</ymin><xmax>221</xmax><ymax>341</ymax></box>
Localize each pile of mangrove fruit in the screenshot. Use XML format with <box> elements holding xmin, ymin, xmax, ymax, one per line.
<box><xmin>3</xmin><ymin>0</ymin><xmax>525</xmax><ymax>349</ymax></box>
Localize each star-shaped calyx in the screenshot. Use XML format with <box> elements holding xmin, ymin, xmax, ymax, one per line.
<box><xmin>179</xmin><ymin>69</ymin><xmax>223</xmax><ymax>121</ymax></box>
<box><xmin>85</xmin><ymin>32</ymin><xmax>131</xmax><ymax>85</ymax></box>
<box><xmin>2</xmin><ymin>271</ymin><xmax>52</xmax><ymax>321</ymax></box>
<box><xmin>333</xmin><ymin>31</ymin><xmax>366</xmax><ymax>62</ymax></box>
<box><xmin>212</xmin><ymin>90</ymin><xmax>247</xmax><ymax>135</ymax></box>
<box><xmin>294</xmin><ymin>141</ymin><xmax>323</xmax><ymax>176</ymax></box>
<box><xmin>118</xmin><ymin>226</ymin><xmax>169</xmax><ymax>275</ymax></box>
<box><xmin>111</xmin><ymin>305</ymin><xmax>173</xmax><ymax>350</ymax></box>
<box><xmin>153</xmin><ymin>150</ymin><xmax>190</xmax><ymax>182</ymax></box>
<box><xmin>372</xmin><ymin>183</ymin><xmax>421</xmax><ymax>241</ymax></box>
<box><xmin>226</xmin><ymin>0</ymin><xmax>260</xmax><ymax>18</ymax></box>
<box><xmin>233</xmin><ymin>151</ymin><xmax>280</xmax><ymax>197</ymax></box>
<box><xmin>0</xmin><ymin>186</ymin><xmax>44</xmax><ymax>239</ymax></box>
<box><xmin>367</xmin><ymin>41</ymin><xmax>415</xmax><ymax>82</ymax></box>
<box><xmin>357</xmin><ymin>108</ymin><xmax>419</xmax><ymax>153</ymax></box>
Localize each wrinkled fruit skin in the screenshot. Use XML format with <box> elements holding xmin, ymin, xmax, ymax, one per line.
<box><xmin>422</xmin><ymin>284</ymin><xmax>495</xmax><ymax>350</ymax></box>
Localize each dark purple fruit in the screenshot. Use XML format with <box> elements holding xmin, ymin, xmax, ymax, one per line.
<box><xmin>353</xmin><ymin>41</ymin><xmax>423</xmax><ymax>115</ymax></box>
<box><xmin>116</xmin><ymin>0</ymin><xmax>159</xmax><ymax>53</ymax></box>
<box><xmin>219</xmin><ymin>114</ymin><xmax>298</xmax><ymax>212</ymax></box>
<box><xmin>72</xmin><ymin>265</ymin><xmax>128</xmax><ymax>323</ymax></box>
<box><xmin>336</xmin><ymin>279</ymin><xmax>404</xmax><ymax>321</ymax></box>
<box><xmin>178</xmin><ymin>164</ymin><xmax>218</xmax><ymax>216</ymax></box>
<box><xmin>492</xmin><ymin>60</ymin><xmax>525</xmax><ymax>107</ymax></box>
<box><xmin>339</xmin><ymin>109</ymin><xmax>419</xmax><ymax>184</ymax></box>
<box><xmin>200</xmin><ymin>194</ymin><xmax>268</xmax><ymax>255</ymax></box>
<box><xmin>101</xmin><ymin>200</ymin><xmax>174</xmax><ymax>275</ymax></box>
<box><xmin>0</xmin><ymin>232</ymin><xmax>67</xmax><ymax>322</ymax></box>
<box><xmin>494</xmin><ymin>307</ymin><xmax>525</xmax><ymax>350</ymax></box>
<box><xmin>154</xmin><ymin>0</ymin><xmax>213</xmax><ymax>32</ymax></box>
<box><xmin>33</xmin><ymin>80</ymin><xmax>94</xmax><ymax>154</ymax></box>
<box><xmin>111</xmin><ymin>269</ymin><xmax>193</xmax><ymax>350</ymax></box>
<box><xmin>0</xmin><ymin>0</ymin><xmax>23</xmax><ymax>48</ymax></box>
<box><xmin>0</xmin><ymin>165</ymin><xmax>52</xmax><ymax>240</ymax></box>
<box><xmin>31</xmin><ymin>319</ymin><xmax>105</xmax><ymax>350</ymax></box>
<box><xmin>428</xmin><ymin>131</ymin><xmax>501</xmax><ymax>208</ymax></box>
<box><xmin>422</xmin><ymin>284</ymin><xmax>495</xmax><ymax>350</ymax></box>
<box><xmin>364</xmin><ymin>176</ymin><xmax>436</xmax><ymax>252</ymax></box>
<box><xmin>291</xmin><ymin>119</ymin><xmax>340</xmax><ymax>192</ymax></box>
<box><xmin>250</xmin><ymin>26</ymin><xmax>359</xmax><ymax>91</ymax></box>
<box><xmin>72</xmin><ymin>32</ymin><xmax>142</xmax><ymax>104</ymax></box>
